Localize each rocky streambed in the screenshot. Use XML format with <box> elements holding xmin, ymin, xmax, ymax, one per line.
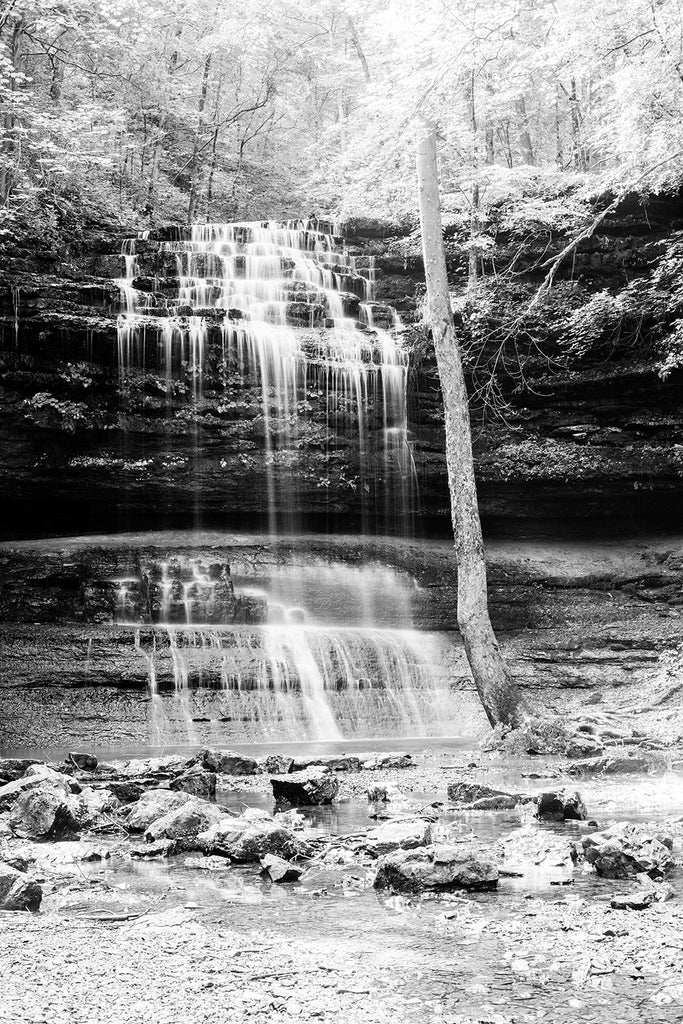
<box><xmin>2</xmin><ymin>745</ymin><xmax>683</xmax><ymax>1023</ymax></box>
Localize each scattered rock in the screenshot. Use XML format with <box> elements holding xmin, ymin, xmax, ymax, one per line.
<box><xmin>271</xmin><ymin>769</ymin><xmax>339</xmax><ymax>806</ymax></box>
<box><xmin>496</xmin><ymin>825</ymin><xmax>575</xmax><ymax>869</ymax></box>
<box><xmin>363</xmin><ymin>818</ymin><xmax>433</xmax><ymax>857</ymax></box>
<box><xmin>260</xmin><ymin>853</ymin><xmax>304</xmax><ymax>882</ymax></box>
<box><xmin>108</xmin><ymin>781</ymin><xmax>143</xmax><ymax>804</ymax></box>
<box><xmin>9</xmin><ymin>782</ymin><xmax>81</xmax><ymax>840</ymax></box>
<box><xmin>565</xmin><ymin>755</ymin><xmax>658</xmax><ymax>777</ymax></box>
<box><xmin>579</xmin><ymin>823</ymin><xmax>674</xmax><ymax>879</ymax></box>
<box><xmin>170</xmin><ymin>768</ymin><xmax>217</xmax><ymax>798</ymax></box>
<box><xmin>447</xmin><ymin>782</ymin><xmax>532</xmax><ymax>810</ymax></box>
<box><xmin>363</xmin><ymin>753</ymin><xmax>413</xmax><ymax>771</ymax></box>
<box><xmin>536</xmin><ymin>789</ymin><xmax>587</xmax><ymax>821</ymax></box>
<box><xmin>0</xmin><ymin>863</ymin><xmax>42</xmax><ymax>910</ymax></box>
<box><xmin>198</xmin><ymin>819</ymin><xmax>302</xmax><ymax>862</ymax></box>
<box><xmin>0</xmin><ymin>759</ymin><xmax>42</xmax><ymax>783</ymax></box>
<box><xmin>367</xmin><ymin>783</ymin><xmax>401</xmax><ymax>803</ymax></box>
<box><xmin>261</xmin><ymin>755</ymin><xmax>294</xmax><ymax>775</ymax></box>
<box><xmin>144</xmin><ymin>798</ymin><xmax>227</xmax><ymax>849</ymax></box>
<box><xmin>564</xmin><ymin>735</ymin><xmax>605</xmax><ymax>759</ymax></box>
<box><xmin>291</xmin><ymin>755</ymin><xmax>362</xmax><ymax>773</ymax></box>
<box><xmin>126</xmin><ymin>789</ymin><xmax>192</xmax><ymax>832</ymax></box>
<box><xmin>0</xmin><ymin>764</ymin><xmax>74</xmax><ymax>812</ymax></box>
<box><xmin>131</xmin><ymin>839</ymin><xmax>177</xmax><ymax>858</ymax></box>
<box><xmin>76</xmin><ymin>786</ymin><xmax>121</xmax><ymax>827</ymax></box>
<box><xmin>68</xmin><ymin>751</ymin><xmax>98</xmax><ymax>772</ymax></box>
<box><xmin>374</xmin><ymin>844</ymin><xmax>498</xmax><ymax>893</ymax></box>
<box><xmin>199</xmin><ymin>749</ymin><xmax>259</xmax><ymax>776</ymax></box>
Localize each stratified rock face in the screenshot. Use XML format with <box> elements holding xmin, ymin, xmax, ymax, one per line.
<box><xmin>579</xmin><ymin>823</ymin><xmax>674</xmax><ymax>879</ymax></box>
<box><xmin>271</xmin><ymin>769</ymin><xmax>339</xmax><ymax>806</ymax></box>
<box><xmin>0</xmin><ymin>863</ymin><xmax>42</xmax><ymax>911</ymax></box>
<box><xmin>373</xmin><ymin>844</ymin><xmax>499</xmax><ymax>893</ymax></box>
<box><xmin>2</xmin><ymin>195</ymin><xmax>683</xmax><ymax>540</ymax></box>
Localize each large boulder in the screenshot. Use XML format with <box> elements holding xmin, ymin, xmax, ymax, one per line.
<box><xmin>144</xmin><ymin>797</ymin><xmax>227</xmax><ymax>848</ymax></box>
<box><xmin>0</xmin><ymin>863</ymin><xmax>42</xmax><ymax>910</ymax></box>
<box><xmin>0</xmin><ymin>759</ymin><xmax>43</xmax><ymax>783</ymax></box>
<box><xmin>197</xmin><ymin>818</ymin><xmax>302</xmax><ymax>862</ymax></box>
<box><xmin>363</xmin><ymin>818</ymin><xmax>433</xmax><ymax>858</ymax></box>
<box><xmin>126</xmin><ymin>788</ymin><xmax>192</xmax><ymax>832</ymax></box>
<box><xmin>374</xmin><ymin>844</ymin><xmax>499</xmax><ymax>893</ymax></box>
<box><xmin>76</xmin><ymin>786</ymin><xmax>121</xmax><ymax>828</ymax></box>
<box><xmin>170</xmin><ymin>768</ymin><xmax>216</xmax><ymax>798</ymax></box>
<box><xmin>68</xmin><ymin>752</ymin><xmax>98</xmax><ymax>772</ymax></box>
<box><xmin>535</xmin><ymin>789</ymin><xmax>587</xmax><ymax>821</ymax></box>
<box><xmin>578</xmin><ymin>823</ymin><xmax>673</xmax><ymax>879</ymax></box>
<box><xmin>0</xmin><ymin>765</ymin><xmax>71</xmax><ymax>811</ymax></box>
<box><xmin>199</xmin><ymin>749</ymin><xmax>259</xmax><ymax>776</ymax></box>
<box><xmin>9</xmin><ymin>782</ymin><xmax>81</xmax><ymax>840</ymax></box>
<box><xmin>271</xmin><ymin>769</ymin><xmax>338</xmax><ymax>806</ymax></box>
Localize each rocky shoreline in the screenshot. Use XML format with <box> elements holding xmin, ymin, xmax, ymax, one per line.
<box><xmin>1</xmin><ymin>744</ymin><xmax>683</xmax><ymax>1022</ymax></box>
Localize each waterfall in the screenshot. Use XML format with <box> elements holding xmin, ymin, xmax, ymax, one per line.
<box><xmin>116</xmin><ymin>220</ymin><xmax>419</xmax><ymax>533</ymax></box>
<box><xmin>118</xmin><ymin>557</ymin><xmax>458</xmax><ymax>743</ymax></box>
<box><xmin>112</xmin><ymin>220</ymin><xmax>455</xmax><ymax>743</ymax></box>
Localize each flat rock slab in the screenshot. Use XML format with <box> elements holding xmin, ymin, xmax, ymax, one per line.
<box><xmin>374</xmin><ymin>844</ymin><xmax>498</xmax><ymax>893</ymax></box>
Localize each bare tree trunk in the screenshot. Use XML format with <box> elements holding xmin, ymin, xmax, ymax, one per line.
<box><xmin>416</xmin><ymin>121</ymin><xmax>527</xmax><ymax>727</ymax></box>
<box><xmin>187</xmin><ymin>53</ymin><xmax>212</xmax><ymax>222</ymax></box>
<box><xmin>515</xmin><ymin>96</ymin><xmax>534</xmax><ymax>165</ymax></box>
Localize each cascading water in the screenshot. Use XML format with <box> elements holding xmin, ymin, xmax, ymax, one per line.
<box><xmin>116</xmin><ymin>220</ymin><xmax>419</xmax><ymax>533</ymax></box>
<box><xmin>112</xmin><ymin>220</ymin><xmax>454</xmax><ymax>743</ymax></box>
<box><xmin>116</xmin><ymin>557</ymin><xmax>458</xmax><ymax>743</ymax></box>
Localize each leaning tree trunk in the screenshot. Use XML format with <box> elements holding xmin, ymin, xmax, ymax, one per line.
<box><xmin>416</xmin><ymin>122</ymin><xmax>527</xmax><ymax>728</ymax></box>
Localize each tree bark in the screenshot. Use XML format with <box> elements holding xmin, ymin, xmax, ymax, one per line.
<box><xmin>416</xmin><ymin>121</ymin><xmax>527</xmax><ymax>728</ymax></box>
<box><xmin>515</xmin><ymin>96</ymin><xmax>534</xmax><ymax>165</ymax></box>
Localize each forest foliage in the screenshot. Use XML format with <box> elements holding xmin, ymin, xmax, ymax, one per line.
<box><xmin>3</xmin><ymin>0</ymin><xmax>683</xmax><ymax>241</ymax></box>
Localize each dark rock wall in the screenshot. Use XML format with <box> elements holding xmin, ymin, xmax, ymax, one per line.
<box><xmin>2</xmin><ymin>193</ymin><xmax>683</xmax><ymax>540</ymax></box>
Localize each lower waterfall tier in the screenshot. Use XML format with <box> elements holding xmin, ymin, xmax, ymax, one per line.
<box><xmin>0</xmin><ymin>531</ymin><xmax>680</xmax><ymax>751</ymax></box>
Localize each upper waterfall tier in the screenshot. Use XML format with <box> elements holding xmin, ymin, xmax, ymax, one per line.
<box><xmin>116</xmin><ymin>220</ymin><xmax>419</xmax><ymax>535</ymax></box>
